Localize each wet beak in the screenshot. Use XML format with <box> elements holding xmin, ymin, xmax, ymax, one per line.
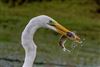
<box><xmin>54</xmin><ymin>22</ymin><xmax>70</xmax><ymax>36</ymax></box>
<box><xmin>54</xmin><ymin>22</ymin><xmax>81</xmax><ymax>44</ymax></box>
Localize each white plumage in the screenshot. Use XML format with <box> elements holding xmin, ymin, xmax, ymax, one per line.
<box><xmin>21</xmin><ymin>15</ymin><xmax>58</xmax><ymax>67</ymax></box>
<box><xmin>21</xmin><ymin>15</ymin><xmax>81</xmax><ymax>67</ymax></box>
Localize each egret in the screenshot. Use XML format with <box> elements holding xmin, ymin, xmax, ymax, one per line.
<box><xmin>21</xmin><ymin>15</ymin><xmax>81</xmax><ymax>67</ymax></box>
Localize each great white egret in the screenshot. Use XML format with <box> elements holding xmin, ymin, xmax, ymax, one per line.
<box><xmin>21</xmin><ymin>15</ymin><xmax>81</xmax><ymax>67</ymax></box>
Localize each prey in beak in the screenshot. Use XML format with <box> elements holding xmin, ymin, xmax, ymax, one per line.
<box><xmin>54</xmin><ymin>22</ymin><xmax>82</xmax><ymax>51</ymax></box>
<box><xmin>54</xmin><ymin>22</ymin><xmax>81</xmax><ymax>43</ymax></box>
<box><xmin>48</xmin><ymin>21</ymin><xmax>82</xmax><ymax>52</ymax></box>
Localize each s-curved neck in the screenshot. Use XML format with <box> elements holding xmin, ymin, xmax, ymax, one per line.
<box><xmin>21</xmin><ymin>21</ymin><xmax>39</xmax><ymax>67</ymax></box>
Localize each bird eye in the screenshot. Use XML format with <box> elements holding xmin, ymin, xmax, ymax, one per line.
<box><xmin>49</xmin><ymin>20</ymin><xmax>52</xmax><ymax>23</ymax></box>
<box><xmin>48</xmin><ymin>20</ymin><xmax>55</xmax><ymax>26</ymax></box>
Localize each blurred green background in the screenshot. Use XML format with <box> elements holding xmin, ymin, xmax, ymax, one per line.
<box><xmin>0</xmin><ymin>0</ymin><xmax>100</xmax><ymax>67</ymax></box>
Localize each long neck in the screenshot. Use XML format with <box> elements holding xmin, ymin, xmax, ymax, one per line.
<box><xmin>21</xmin><ymin>22</ymin><xmax>39</xmax><ymax>67</ymax></box>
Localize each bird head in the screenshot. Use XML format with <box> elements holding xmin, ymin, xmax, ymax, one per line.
<box><xmin>37</xmin><ymin>15</ymin><xmax>81</xmax><ymax>44</ymax></box>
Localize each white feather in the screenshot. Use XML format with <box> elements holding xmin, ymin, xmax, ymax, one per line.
<box><xmin>21</xmin><ymin>15</ymin><xmax>57</xmax><ymax>67</ymax></box>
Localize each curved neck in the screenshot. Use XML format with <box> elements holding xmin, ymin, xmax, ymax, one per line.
<box><xmin>21</xmin><ymin>22</ymin><xmax>39</xmax><ymax>67</ymax></box>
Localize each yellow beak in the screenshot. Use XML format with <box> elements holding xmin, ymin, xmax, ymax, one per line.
<box><xmin>54</xmin><ymin>22</ymin><xmax>70</xmax><ymax>36</ymax></box>
<box><xmin>54</xmin><ymin>22</ymin><xmax>81</xmax><ymax>44</ymax></box>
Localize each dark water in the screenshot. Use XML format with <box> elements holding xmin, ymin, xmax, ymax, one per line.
<box><xmin>0</xmin><ymin>59</ymin><xmax>100</xmax><ymax>67</ymax></box>
<box><xmin>0</xmin><ymin>42</ymin><xmax>100</xmax><ymax>67</ymax></box>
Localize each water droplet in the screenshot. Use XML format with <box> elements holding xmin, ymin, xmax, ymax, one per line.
<box><xmin>80</xmin><ymin>38</ymin><xmax>86</xmax><ymax>46</ymax></box>
<box><xmin>71</xmin><ymin>42</ymin><xmax>77</xmax><ymax>49</ymax></box>
<box><xmin>80</xmin><ymin>41</ymin><xmax>83</xmax><ymax>44</ymax></box>
<box><xmin>82</xmin><ymin>38</ymin><xmax>85</xmax><ymax>41</ymax></box>
<box><xmin>81</xmin><ymin>44</ymin><xmax>83</xmax><ymax>47</ymax></box>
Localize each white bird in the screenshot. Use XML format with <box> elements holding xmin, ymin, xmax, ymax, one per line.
<box><xmin>21</xmin><ymin>15</ymin><xmax>80</xmax><ymax>67</ymax></box>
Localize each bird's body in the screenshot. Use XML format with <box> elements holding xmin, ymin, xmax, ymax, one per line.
<box><xmin>21</xmin><ymin>15</ymin><xmax>81</xmax><ymax>67</ymax></box>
